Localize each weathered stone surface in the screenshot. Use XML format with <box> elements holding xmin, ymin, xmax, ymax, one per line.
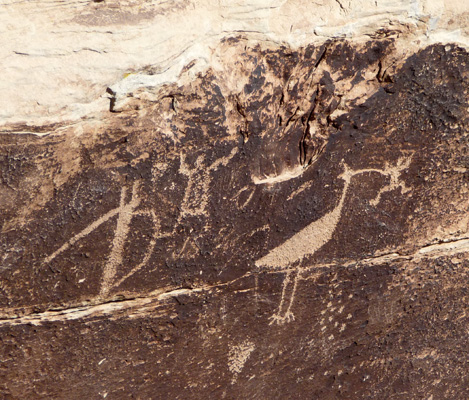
<box><xmin>0</xmin><ymin>2</ymin><xmax>469</xmax><ymax>399</ymax></box>
<box><xmin>1</xmin><ymin>0</ymin><xmax>469</xmax><ymax>127</ymax></box>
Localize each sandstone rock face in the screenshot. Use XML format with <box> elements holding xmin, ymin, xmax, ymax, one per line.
<box><xmin>0</xmin><ymin>1</ymin><xmax>468</xmax><ymax>399</ymax></box>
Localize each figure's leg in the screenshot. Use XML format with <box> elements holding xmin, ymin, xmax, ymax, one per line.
<box><xmin>282</xmin><ymin>271</ymin><xmax>299</xmax><ymax>322</ymax></box>
<box><xmin>269</xmin><ymin>270</ymin><xmax>299</xmax><ymax>325</ymax></box>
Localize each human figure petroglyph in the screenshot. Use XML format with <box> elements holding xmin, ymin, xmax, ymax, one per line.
<box><xmin>255</xmin><ymin>157</ymin><xmax>412</xmax><ymax>325</ymax></box>
<box><xmin>177</xmin><ymin>147</ymin><xmax>238</xmax><ymax>223</ymax></box>
<box><xmin>44</xmin><ymin>147</ymin><xmax>240</xmax><ymax>296</ymax></box>
<box><xmin>43</xmin><ymin>181</ymin><xmax>163</xmax><ymax>297</ymax></box>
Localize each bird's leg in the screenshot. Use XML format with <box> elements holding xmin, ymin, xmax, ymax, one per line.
<box><xmin>269</xmin><ymin>269</ymin><xmax>299</xmax><ymax>325</ymax></box>
<box><xmin>282</xmin><ymin>271</ymin><xmax>300</xmax><ymax>322</ymax></box>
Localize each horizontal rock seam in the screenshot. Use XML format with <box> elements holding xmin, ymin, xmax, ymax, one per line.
<box><xmin>0</xmin><ymin>237</ymin><xmax>467</xmax><ymax>326</ymax></box>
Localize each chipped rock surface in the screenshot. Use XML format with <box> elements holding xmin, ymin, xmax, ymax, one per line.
<box><xmin>0</xmin><ymin>1</ymin><xmax>469</xmax><ymax>399</ymax></box>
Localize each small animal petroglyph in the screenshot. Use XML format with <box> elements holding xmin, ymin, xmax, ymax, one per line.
<box><xmin>228</xmin><ymin>340</ymin><xmax>255</xmax><ymax>383</ymax></box>
<box><xmin>256</xmin><ymin>157</ymin><xmax>412</xmax><ymax>325</ymax></box>
<box><xmin>44</xmin><ymin>181</ymin><xmax>164</xmax><ymax>297</ymax></box>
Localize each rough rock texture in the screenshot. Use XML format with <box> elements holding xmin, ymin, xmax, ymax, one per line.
<box><xmin>1</xmin><ymin>1</ymin><xmax>469</xmax><ymax>399</ymax></box>
<box><xmin>1</xmin><ymin>0</ymin><xmax>469</xmax><ymax>127</ymax></box>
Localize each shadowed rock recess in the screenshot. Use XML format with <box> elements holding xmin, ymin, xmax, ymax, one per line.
<box><xmin>0</xmin><ymin>36</ymin><xmax>468</xmax><ymax>399</ymax></box>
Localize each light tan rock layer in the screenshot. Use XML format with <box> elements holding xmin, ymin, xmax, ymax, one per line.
<box><xmin>1</xmin><ymin>0</ymin><xmax>469</xmax><ymax>130</ymax></box>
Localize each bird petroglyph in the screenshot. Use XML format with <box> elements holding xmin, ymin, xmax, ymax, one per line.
<box><xmin>256</xmin><ymin>157</ymin><xmax>412</xmax><ymax>324</ymax></box>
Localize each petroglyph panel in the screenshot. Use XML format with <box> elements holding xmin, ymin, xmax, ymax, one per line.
<box><xmin>0</xmin><ymin>36</ymin><xmax>468</xmax><ymax>399</ymax></box>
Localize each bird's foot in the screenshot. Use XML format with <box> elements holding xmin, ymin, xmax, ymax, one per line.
<box><xmin>268</xmin><ymin>311</ymin><xmax>295</xmax><ymax>326</ymax></box>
